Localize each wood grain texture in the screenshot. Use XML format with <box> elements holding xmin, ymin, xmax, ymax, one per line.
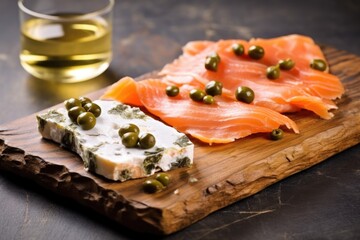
<box><xmin>1</xmin><ymin>47</ymin><xmax>360</xmax><ymax>235</ymax></box>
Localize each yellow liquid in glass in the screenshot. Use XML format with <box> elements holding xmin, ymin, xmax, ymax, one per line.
<box><xmin>20</xmin><ymin>14</ymin><xmax>112</xmax><ymax>82</ymax></box>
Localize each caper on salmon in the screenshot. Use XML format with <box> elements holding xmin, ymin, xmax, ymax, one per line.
<box><xmin>205</xmin><ymin>80</ymin><xmax>223</xmax><ymax>96</ymax></box>
<box><xmin>232</xmin><ymin>43</ymin><xmax>245</xmax><ymax>56</ymax></box>
<box><xmin>118</xmin><ymin>123</ymin><xmax>140</xmax><ymax>137</ymax></box>
<box><xmin>121</xmin><ymin>132</ymin><xmax>139</xmax><ymax>148</ymax></box>
<box><xmin>77</xmin><ymin>112</ymin><xmax>96</xmax><ymax>130</ymax></box>
<box><xmin>79</xmin><ymin>96</ymin><xmax>92</xmax><ymax>106</ymax></box>
<box><xmin>235</xmin><ymin>86</ymin><xmax>255</xmax><ymax>104</ymax></box>
<box><xmin>210</xmin><ymin>52</ymin><xmax>221</xmax><ymax>62</ymax></box>
<box><xmin>64</xmin><ymin>98</ymin><xmax>81</xmax><ymax>110</ymax></box>
<box><xmin>310</xmin><ymin>59</ymin><xmax>327</xmax><ymax>71</ymax></box>
<box><xmin>156</xmin><ymin>173</ymin><xmax>170</xmax><ymax>187</ymax></box>
<box><xmin>279</xmin><ymin>58</ymin><xmax>295</xmax><ymax>70</ymax></box>
<box><xmin>248</xmin><ymin>45</ymin><xmax>264</xmax><ymax>60</ymax></box>
<box><xmin>83</xmin><ymin>102</ymin><xmax>101</xmax><ymax>117</ymax></box>
<box><xmin>68</xmin><ymin>106</ymin><xmax>86</xmax><ymax>123</ymax></box>
<box><xmin>266</xmin><ymin>65</ymin><xmax>280</xmax><ymax>80</ymax></box>
<box><xmin>166</xmin><ymin>85</ymin><xmax>180</xmax><ymax>97</ymax></box>
<box><xmin>143</xmin><ymin>179</ymin><xmax>164</xmax><ymax>193</ymax></box>
<box><xmin>190</xmin><ymin>89</ymin><xmax>206</xmax><ymax>102</ymax></box>
<box><xmin>205</xmin><ymin>52</ymin><xmax>220</xmax><ymax>71</ymax></box>
<box><xmin>270</xmin><ymin>129</ymin><xmax>284</xmax><ymax>140</ymax></box>
<box><xmin>138</xmin><ymin>133</ymin><xmax>156</xmax><ymax>149</ymax></box>
<box><xmin>203</xmin><ymin>95</ymin><xmax>215</xmax><ymax>104</ymax></box>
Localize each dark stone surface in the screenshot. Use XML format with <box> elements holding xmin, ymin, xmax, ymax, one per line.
<box><xmin>0</xmin><ymin>0</ymin><xmax>359</xmax><ymax>239</ymax></box>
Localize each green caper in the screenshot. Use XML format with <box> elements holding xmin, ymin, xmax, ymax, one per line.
<box><xmin>209</xmin><ymin>52</ymin><xmax>221</xmax><ymax>62</ymax></box>
<box><xmin>68</xmin><ymin>106</ymin><xmax>86</xmax><ymax>123</ymax></box>
<box><xmin>166</xmin><ymin>85</ymin><xmax>180</xmax><ymax>97</ymax></box>
<box><xmin>205</xmin><ymin>80</ymin><xmax>223</xmax><ymax>96</ymax></box>
<box><xmin>79</xmin><ymin>96</ymin><xmax>92</xmax><ymax>106</ymax></box>
<box><xmin>310</xmin><ymin>59</ymin><xmax>327</xmax><ymax>71</ymax></box>
<box><xmin>189</xmin><ymin>89</ymin><xmax>206</xmax><ymax>102</ymax></box>
<box><xmin>118</xmin><ymin>123</ymin><xmax>140</xmax><ymax>137</ymax></box>
<box><xmin>232</xmin><ymin>43</ymin><xmax>245</xmax><ymax>56</ymax></box>
<box><xmin>266</xmin><ymin>65</ymin><xmax>280</xmax><ymax>80</ymax></box>
<box><xmin>235</xmin><ymin>86</ymin><xmax>255</xmax><ymax>104</ymax></box>
<box><xmin>77</xmin><ymin>112</ymin><xmax>96</xmax><ymax>130</ymax></box>
<box><xmin>83</xmin><ymin>102</ymin><xmax>101</xmax><ymax>117</ymax></box>
<box><xmin>156</xmin><ymin>173</ymin><xmax>170</xmax><ymax>187</ymax></box>
<box><xmin>142</xmin><ymin>179</ymin><xmax>164</xmax><ymax>193</ymax></box>
<box><xmin>270</xmin><ymin>129</ymin><xmax>284</xmax><ymax>140</ymax></box>
<box><xmin>64</xmin><ymin>98</ymin><xmax>81</xmax><ymax>110</ymax></box>
<box><xmin>121</xmin><ymin>132</ymin><xmax>139</xmax><ymax>148</ymax></box>
<box><xmin>203</xmin><ymin>95</ymin><xmax>215</xmax><ymax>104</ymax></box>
<box><xmin>139</xmin><ymin>133</ymin><xmax>156</xmax><ymax>149</ymax></box>
<box><xmin>205</xmin><ymin>52</ymin><xmax>220</xmax><ymax>71</ymax></box>
<box><xmin>279</xmin><ymin>58</ymin><xmax>295</xmax><ymax>70</ymax></box>
<box><xmin>248</xmin><ymin>45</ymin><xmax>265</xmax><ymax>60</ymax></box>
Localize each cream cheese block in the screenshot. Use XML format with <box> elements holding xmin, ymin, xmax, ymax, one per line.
<box><xmin>36</xmin><ymin>100</ymin><xmax>194</xmax><ymax>181</ymax></box>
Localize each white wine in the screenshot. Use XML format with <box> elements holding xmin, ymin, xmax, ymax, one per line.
<box><xmin>20</xmin><ymin>14</ymin><xmax>112</xmax><ymax>82</ymax></box>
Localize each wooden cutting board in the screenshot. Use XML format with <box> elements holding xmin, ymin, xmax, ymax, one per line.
<box><xmin>1</xmin><ymin>47</ymin><xmax>360</xmax><ymax>235</ymax></box>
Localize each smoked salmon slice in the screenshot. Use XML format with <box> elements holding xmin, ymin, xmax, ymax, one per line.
<box><xmin>102</xmin><ymin>77</ymin><xmax>299</xmax><ymax>144</ymax></box>
<box><xmin>101</xmin><ymin>34</ymin><xmax>344</xmax><ymax>144</ymax></box>
<box><xmin>160</xmin><ymin>35</ymin><xmax>344</xmax><ymax>119</ymax></box>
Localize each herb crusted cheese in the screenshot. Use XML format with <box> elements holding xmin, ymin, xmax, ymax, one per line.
<box><xmin>36</xmin><ymin>100</ymin><xmax>194</xmax><ymax>181</ymax></box>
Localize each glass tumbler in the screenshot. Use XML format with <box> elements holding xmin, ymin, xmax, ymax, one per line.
<box><xmin>18</xmin><ymin>0</ymin><xmax>114</xmax><ymax>82</ymax></box>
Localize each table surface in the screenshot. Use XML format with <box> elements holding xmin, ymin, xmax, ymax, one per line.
<box><xmin>1</xmin><ymin>0</ymin><xmax>360</xmax><ymax>239</ymax></box>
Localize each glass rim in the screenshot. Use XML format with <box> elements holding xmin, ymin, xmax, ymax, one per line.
<box><xmin>18</xmin><ymin>0</ymin><xmax>114</xmax><ymax>21</ymax></box>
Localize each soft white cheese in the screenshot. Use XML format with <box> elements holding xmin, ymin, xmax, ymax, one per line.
<box><xmin>37</xmin><ymin>100</ymin><xmax>194</xmax><ymax>181</ymax></box>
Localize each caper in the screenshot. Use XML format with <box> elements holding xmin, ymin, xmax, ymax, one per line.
<box><xmin>232</xmin><ymin>43</ymin><xmax>245</xmax><ymax>56</ymax></box>
<box><xmin>121</xmin><ymin>132</ymin><xmax>139</xmax><ymax>148</ymax></box>
<box><xmin>310</xmin><ymin>59</ymin><xmax>327</xmax><ymax>71</ymax></box>
<box><xmin>248</xmin><ymin>45</ymin><xmax>265</xmax><ymax>60</ymax></box>
<box><xmin>79</xmin><ymin>96</ymin><xmax>92</xmax><ymax>106</ymax></box>
<box><xmin>68</xmin><ymin>106</ymin><xmax>86</xmax><ymax>123</ymax></box>
<box><xmin>203</xmin><ymin>95</ymin><xmax>215</xmax><ymax>104</ymax></box>
<box><xmin>156</xmin><ymin>173</ymin><xmax>170</xmax><ymax>187</ymax></box>
<box><xmin>205</xmin><ymin>80</ymin><xmax>223</xmax><ymax>96</ymax></box>
<box><xmin>77</xmin><ymin>112</ymin><xmax>96</xmax><ymax>130</ymax></box>
<box><xmin>118</xmin><ymin>123</ymin><xmax>140</xmax><ymax>137</ymax></box>
<box><xmin>189</xmin><ymin>89</ymin><xmax>206</xmax><ymax>102</ymax></box>
<box><xmin>166</xmin><ymin>85</ymin><xmax>180</xmax><ymax>97</ymax></box>
<box><xmin>205</xmin><ymin>52</ymin><xmax>220</xmax><ymax>71</ymax></box>
<box><xmin>64</xmin><ymin>98</ymin><xmax>81</xmax><ymax>110</ymax></box>
<box><xmin>279</xmin><ymin>58</ymin><xmax>295</xmax><ymax>70</ymax></box>
<box><xmin>209</xmin><ymin>52</ymin><xmax>221</xmax><ymax>62</ymax></box>
<box><xmin>83</xmin><ymin>102</ymin><xmax>101</xmax><ymax>117</ymax></box>
<box><xmin>270</xmin><ymin>129</ymin><xmax>284</xmax><ymax>140</ymax></box>
<box><xmin>138</xmin><ymin>133</ymin><xmax>156</xmax><ymax>149</ymax></box>
<box><xmin>266</xmin><ymin>65</ymin><xmax>280</xmax><ymax>80</ymax></box>
<box><xmin>143</xmin><ymin>179</ymin><xmax>164</xmax><ymax>194</ymax></box>
<box><xmin>235</xmin><ymin>86</ymin><xmax>255</xmax><ymax>104</ymax></box>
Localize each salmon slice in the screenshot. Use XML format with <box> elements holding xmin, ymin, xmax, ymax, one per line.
<box><xmin>101</xmin><ymin>35</ymin><xmax>344</xmax><ymax>144</ymax></box>
<box><xmin>159</xmin><ymin>35</ymin><xmax>344</xmax><ymax>118</ymax></box>
<box><xmin>103</xmin><ymin>77</ymin><xmax>299</xmax><ymax>144</ymax></box>
<box><xmin>101</xmin><ymin>76</ymin><xmax>142</xmax><ymax>106</ymax></box>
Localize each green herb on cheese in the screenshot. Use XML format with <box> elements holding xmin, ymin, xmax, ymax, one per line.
<box><xmin>108</xmin><ymin>104</ymin><xmax>146</xmax><ymax>120</ymax></box>
<box><xmin>171</xmin><ymin>156</ymin><xmax>191</xmax><ymax>169</ymax></box>
<box><xmin>61</xmin><ymin>129</ymin><xmax>75</xmax><ymax>151</ymax></box>
<box><xmin>174</xmin><ymin>135</ymin><xmax>192</xmax><ymax>147</ymax></box>
<box><xmin>119</xmin><ymin>169</ymin><xmax>132</xmax><ymax>181</ymax></box>
<box><xmin>143</xmin><ymin>152</ymin><xmax>163</xmax><ymax>175</ymax></box>
<box><xmin>84</xmin><ymin>151</ymin><xmax>97</xmax><ymax>172</ymax></box>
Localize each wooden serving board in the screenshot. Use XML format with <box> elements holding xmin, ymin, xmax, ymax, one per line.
<box><xmin>1</xmin><ymin>47</ymin><xmax>360</xmax><ymax>235</ymax></box>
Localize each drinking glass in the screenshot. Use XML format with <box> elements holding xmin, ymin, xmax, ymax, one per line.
<box><xmin>18</xmin><ymin>0</ymin><xmax>114</xmax><ymax>82</ymax></box>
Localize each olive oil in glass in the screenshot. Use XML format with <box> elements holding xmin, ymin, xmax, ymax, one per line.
<box><xmin>20</xmin><ymin>14</ymin><xmax>112</xmax><ymax>82</ymax></box>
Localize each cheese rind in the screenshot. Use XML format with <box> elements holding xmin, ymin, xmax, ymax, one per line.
<box><xmin>37</xmin><ymin>100</ymin><xmax>194</xmax><ymax>181</ymax></box>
